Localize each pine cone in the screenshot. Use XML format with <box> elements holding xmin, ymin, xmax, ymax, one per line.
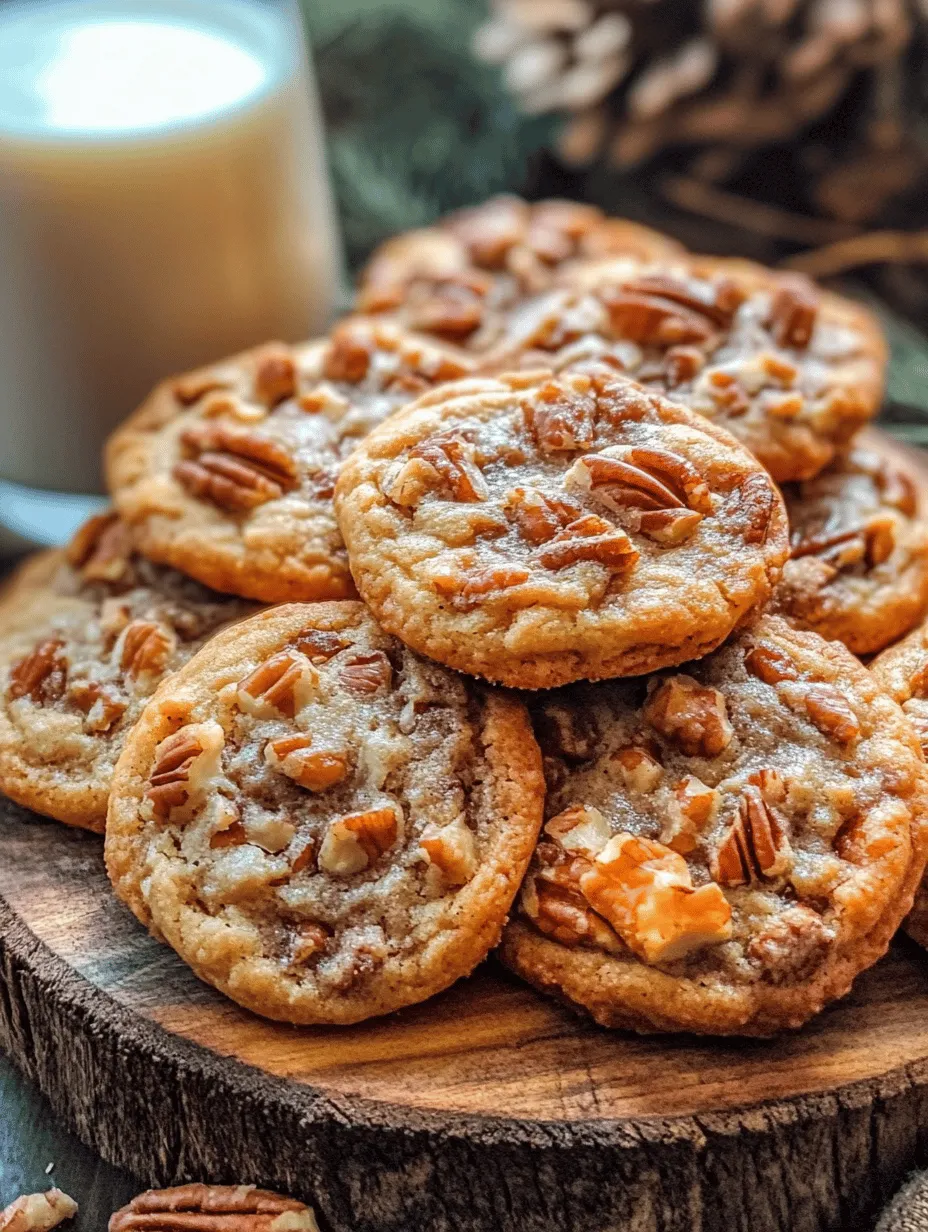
<box><xmin>476</xmin><ymin>0</ymin><xmax>926</xmax><ymax>226</ymax></box>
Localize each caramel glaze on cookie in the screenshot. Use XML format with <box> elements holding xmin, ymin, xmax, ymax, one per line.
<box><xmin>106</xmin><ymin>320</ymin><xmax>475</xmax><ymax>604</ymax></box>
<box><xmin>356</xmin><ymin>195</ymin><xmax>685</xmax><ymax>347</ymax></box>
<box><xmin>485</xmin><ymin>254</ymin><xmax>886</xmax><ymax>483</ymax></box>
<box><xmin>105</xmin><ymin>602</ymin><xmax>544</xmax><ymax>1024</ymax></box>
<box><xmin>774</xmin><ymin>431</ymin><xmax>928</xmax><ymax>654</ymax></box>
<box><xmin>334</xmin><ymin>368</ymin><xmax>789</xmax><ymax>689</ymax></box>
<box><xmin>871</xmin><ymin>617</ymin><xmax>928</xmax><ymax>949</ymax></box>
<box><xmin>501</xmin><ymin>615</ymin><xmax>928</xmax><ymax>1036</ymax></box>
<box><xmin>0</xmin><ymin>513</ymin><xmax>258</xmax><ymax>832</ymax></box>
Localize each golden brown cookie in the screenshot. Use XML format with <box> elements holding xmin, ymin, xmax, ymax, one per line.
<box><xmin>0</xmin><ymin>514</ymin><xmax>257</xmax><ymax>832</ymax></box>
<box><xmin>105</xmin><ymin>602</ymin><xmax>544</xmax><ymax>1024</ymax></box>
<box><xmin>501</xmin><ymin>615</ymin><xmax>928</xmax><ymax>1036</ymax></box>
<box><xmin>334</xmin><ymin>368</ymin><xmax>789</xmax><ymax>688</ymax></box>
<box><xmin>106</xmin><ymin>320</ymin><xmax>474</xmax><ymax>604</ymax></box>
<box><xmin>356</xmin><ymin>195</ymin><xmax>684</xmax><ymax>347</ymax></box>
<box><xmin>487</xmin><ymin>253</ymin><xmax>886</xmax><ymax>482</ymax></box>
<box><xmin>774</xmin><ymin>431</ymin><xmax>928</xmax><ymax>654</ymax></box>
<box><xmin>871</xmin><ymin>616</ymin><xmax>928</xmax><ymax>949</ymax></box>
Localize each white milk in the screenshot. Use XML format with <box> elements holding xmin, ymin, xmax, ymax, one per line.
<box><xmin>0</xmin><ymin>0</ymin><xmax>341</xmax><ymax>495</ymax></box>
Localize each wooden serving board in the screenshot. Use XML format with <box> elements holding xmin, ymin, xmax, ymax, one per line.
<box><xmin>4</xmin><ymin>433</ymin><xmax>928</xmax><ymax>1232</ymax></box>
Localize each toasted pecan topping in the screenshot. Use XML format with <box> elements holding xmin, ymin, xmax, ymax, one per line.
<box><xmin>294</xmin><ymin>629</ymin><xmax>349</xmax><ymax>663</ymax></box>
<box><xmin>713</xmin><ymin>785</ymin><xmax>791</xmax><ymax>887</ymax></box>
<box><xmin>409</xmin><ymin>281</ymin><xmax>486</xmax><ymax>339</ymax></box>
<box><xmin>175</xmin><ymin>424</ymin><xmax>298</xmax><ymax>513</ymax></box>
<box><xmin>322</xmin><ymin>320</ymin><xmax>374</xmax><ymax>383</ymax></box>
<box><xmin>66</xmin><ymin>512</ymin><xmax>133</xmax><ymax>584</ymax></box>
<box><xmin>744</xmin><ymin>642</ymin><xmax>801</xmax><ymax>685</ymax></box>
<box><xmin>420</xmin><ymin>816</ymin><xmax>478</xmax><ymax>885</ymax></box>
<box><xmin>523</xmin><ymin>379</ymin><xmax>597</xmax><ymax>454</ymax></box>
<box><xmin>7</xmin><ymin>638</ymin><xmax>67</xmax><ymax>705</ymax></box>
<box><xmin>145</xmin><ymin>727</ymin><xmax>216</xmax><ymax>820</ymax></box>
<box><xmin>644</xmin><ymin>675</ymin><xmax>733</xmax><ymax>758</ymax></box>
<box><xmin>663</xmin><ymin>775</ymin><xmax>718</xmax><ymax>854</ymax></box>
<box><xmin>724</xmin><ymin>473</ymin><xmax>777</xmax><ymax>546</ymax></box>
<box><xmin>504</xmin><ymin>486</ymin><xmax>583</xmax><ymax>545</ymax></box>
<box><xmin>433</xmin><ymin>563</ymin><xmax>531</xmax><ymax>608</ymax></box>
<box><xmin>253</xmin><ymin>344</ymin><xmax>297</xmax><ymax>406</ymax></box>
<box><xmin>265</xmin><ymin>735</ymin><xmax>349</xmax><ymax>792</ymax></box>
<box><xmin>339</xmin><ymin>651</ymin><xmax>392</xmax><ymax>695</ymax></box>
<box><xmin>237</xmin><ymin>651</ymin><xmax>316</xmax><ymax>719</ymax></box>
<box><xmin>68</xmin><ymin>679</ymin><xmax>127</xmax><ymax>732</ymax></box>
<box><xmin>117</xmin><ymin>620</ymin><xmax>175</xmax><ymax>680</ymax></box>
<box><xmin>109</xmin><ymin>1184</ymin><xmax>317</xmax><ymax>1232</ymax></box>
<box><xmin>406</xmin><ymin>429</ymin><xmax>488</xmax><ymax>502</ymax></box>
<box><xmin>791</xmin><ymin>516</ymin><xmax>895</xmax><ymax>571</ymax></box>
<box><xmin>525</xmin><ymin>877</ymin><xmax>624</xmax><ymax>952</ymax></box>
<box><xmin>803</xmin><ymin>685</ymin><xmax>860</xmax><ymax>745</ymax></box>
<box><xmin>613</xmin><ymin>746</ymin><xmax>662</xmax><ymax>794</ymax></box>
<box><xmin>318</xmin><ymin>807</ymin><xmax>399</xmax><ymax>875</ymax></box>
<box><xmin>0</xmin><ymin>1187</ymin><xmax>77</xmax><ymax>1232</ymax></box>
<box><xmin>536</xmin><ymin>515</ymin><xmax>639</xmax><ymax>572</ymax></box>
<box><xmin>768</xmin><ymin>276</ymin><xmax>819</xmax><ymax>348</ymax></box>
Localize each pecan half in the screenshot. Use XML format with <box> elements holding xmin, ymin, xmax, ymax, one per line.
<box><xmin>66</xmin><ymin>512</ymin><xmax>133</xmax><ymax>584</ymax></box>
<box><xmin>175</xmin><ymin>424</ymin><xmax>298</xmax><ymax>512</ymax></box>
<box><xmin>1</xmin><ymin>1188</ymin><xmax>77</xmax><ymax>1232</ymax></box>
<box><xmin>339</xmin><ymin>651</ymin><xmax>392</xmax><ymax>695</ymax></box>
<box><xmin>318</xmin><ymin>807</ymin><xmax>399</xmax><ymax>875</ymax></box>
<box><xmin>803</xmin><ymin>685</ymin><xmax>860</xmax><ymax>744</ymax></box>
<box><xmin>713</xmin><ymin>785</ymin><xmax>791</xmax><ymax>887</ymax></box>
<box><xmin>791</xmin><ymin>517</ymin><xmax>895</xmax><ymax>571</ymax></box>
<box><xmin>237</xmin><ymin>651</ymin><xmax>316</xmax><ymax>718</ymax></box>
<box><xmin>622</xmin><ymin>274</ymin><xmax>744</xmax><ymax>327</ymax></box>
<box><xmin>404</xmin><ymin>430</ymin><xmax>488</xmax><ymax>502</ymax></box>
<box><xmin>644</xmin><ymin>675</ymin><xmax>733</xmax><ymax>758</ymax></box>
<box><xmin>537</xmin><ymin>514</ymin><xmax>639</xmax><ymax>572</ymax></box>
<box><xmin>600</xmin><ymin>273</ymin><xmax>741</xmax><ymax>347</ymax></box>
<box><xmin>117</xmin><ymin>620</ymin><xmax>175</xmax><ymax>680</ymax></box>
<box><xmin>265</xmin><ymin>735</ymin><xmax>349</xmax><ymax>792</ymax></box>
<box><xmin>109</xmin><ymin>1185</ymin><xmax>317</xmax><ymax>1232</ymax></box>
<box><xmin>253</xmin><ymin>344</ymin><xmax>297</xmax><ymax>406</ymax></box>
<box><xmin>7</xmin><ymin>638</ymin><xmax>66</xmax><ymax>704</ymax></box>
<box><xmin>768</xmin><ymin>276</ymin><xmax>819</xmax><ymax>348</ymax></box>
<box><xmin>433</xmin><ymin>564</ymin><xmax>531</xmax><ymax>608</ymax></box>
<box><xmin>145</xmin><ymin>726</ymin><xmax>219</xmax><ymax>820</ymax></box>
<box><xmin>567</xmin><ymin>446</ymin><xmax>709</xmax><ymax>544</ymax></box>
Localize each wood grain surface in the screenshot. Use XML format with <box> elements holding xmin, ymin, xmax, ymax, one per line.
<box><xmin>4</xmin><ymin>434</ymin><xmax>928</xmax><ymax>1231</ymax></box>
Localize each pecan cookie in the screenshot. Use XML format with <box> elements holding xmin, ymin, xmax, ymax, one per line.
<box><xmin>334</xmin><ymin>368</ymin><xmax>789</xmax><ymax>688</ymax></box>
<box><xmin>489</xmin><ymin>254</ymin><xmax>886</xmax><ymax>482</ymax></box>
<box><xmin>105</xmin><ymin>602</ymin><xmax>544</xmax><ymax>1024</ymax></box>
<box><xmin>773</xmin><ymin>432</ymin><xmax>928</xmax><ymax>654</ymax></box>
<box><xmin>0</xmin><ymin>514</ymin><xmax>257</xmax><ymax>832</ymax></box>
<box><xmin>105</xmin><ymin>320</ymin><xmax>474</xmax><ymax>604</ymax></box>
<box><xmin>500</xmin><ymin>615</ymin><xmax>928</xmax><ymax>1036</ymax></box>
<box><xmin>871</xmin><ymin>618</ymin><xmax>928</xmax><ymax>949</ymax></box>
<box><xmin>356</xmin><ymin>194</ymin><xmax>684</xmax><ymax>348</ymax></box>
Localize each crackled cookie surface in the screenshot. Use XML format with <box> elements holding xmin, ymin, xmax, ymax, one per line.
<box><xmin>106</xmin><ymin>320</ymin><xmax>474</xmax><ymax>603</ymax></box>
<box><xmin>105</xmin><ymin>603</ymin><xmax>543</xmax><ymax>1024</ymax></box>
<box><xmin>488</xmin><ymin>254</ymin><xmax>886</xmax><ymax>482</ymax></box>
<box><xmin>356</xmin><ymin>195</ymin><xmax>684</xmax><ymax>348</ymax></box>
<box><xmin>501</xmin><ymin>615</ymin><xmax>928</xmax><ymax>1036</ymax></box>
<box><xmin>335</xmin><ymin>369</ymin><xmax>788</xmax><ymax>688</ymax></box>
<box><xmin>774</xmin><ymin>432</ymin><xmax>928</xmax><ymax>654</ymax></box>
<box><xmin>0</xmin><ymin>514</ymin><xmax>257</xmax><ymax>832</ymax></box>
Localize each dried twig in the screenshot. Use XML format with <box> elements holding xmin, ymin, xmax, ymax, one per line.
<box><xmin>785</xmin><ymin>230</ymin><xmax>928</xmax><ymax>278</ymax></box>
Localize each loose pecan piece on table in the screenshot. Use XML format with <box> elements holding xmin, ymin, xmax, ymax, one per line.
<box><xmin>109</xmin><ymin>1184</ymin><xmax>318</xmax><ymax>1231</ymax></box>
<box><xmin>0</xmin><ymin>1189</ymin><xmax>77</xmax><ymax>1232</ymax></box>
<box><xmin>174</xmin><ymin>424</ymin><xmax>298</xmax><ymax>513</ymax></box>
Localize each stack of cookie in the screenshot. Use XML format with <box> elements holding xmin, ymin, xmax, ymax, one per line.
<box><xmin>3</xmin><ymin>196</ymin><xmax>928</xmax><ymax>1037</ymax></box>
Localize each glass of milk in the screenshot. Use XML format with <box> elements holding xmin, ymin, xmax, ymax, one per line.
<box><xmin>0</xmin><ymin>0</ymin><xmax>342</xmax><ymax>547</ymax></box>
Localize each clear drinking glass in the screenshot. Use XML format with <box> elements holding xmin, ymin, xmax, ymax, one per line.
<box><xmin>0</xmin><ymin>0</ymin><xmax>342</xmax><ymax>550</ymax></box>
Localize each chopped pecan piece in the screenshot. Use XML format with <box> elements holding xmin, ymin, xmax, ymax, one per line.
<box><xmin>523</xmin><ymin>876</ymin><xmax>623</xmax><ymax>952</ymax></box>
<box><xmin>175</xmin><ymin>424</ymin><xmax>298</xmax><ymax>512</ymax></box>
<box><xmin>664</xmin><ymin>345</ymin><xmax>705</xmax><ymax>386</ymax></box>
<box><xmin>405</xmin><ymin>429</ymin><xmax>488</xmax><ymax>502</ymax></box>
<box><xmin>724</xmin><ymin>473</ymin><xmax>777</xmax><ymax>546</ymax></box>
<box><xmin>622</xmin><ymin>274</ymin><xmax>744</xmax><ymax>327</ymax></box>
<box><xmin>644</xmin><ymin>675</ymin><xmax>733</xmax><ymax>758</ymax></box>
<box><xmin>768</xmin><ymin>276</ymin><xmax>819</xmax><ymax>348</ymax></box>
<box><xmin>318</xmin><ymin>807</ymin><xmax>399</xmax><ymax>875</ymax></box>
<box><xmin>66</xmin><ymin>512</ymin><xmax>133</xmax><ymax>584</ymax></box>
<box><xmin>504</xmin><ymin>487</ymin><xmax>582</xmax><ymax>545</ymax></box>
<box><xmin>662</xmin><ymin>775</ymin><xmax>718</xmax><ymax>854</ymax></box>
<box><xmin>109</xmin><ymin>1185</ymin><xmax>318</xmax><ymax>1232</ymax></box>
<box><xmin>340</xmin><ymin>651</ymin><xmax>392</xmax><ymax>695</ymax></box>
<box><xmin>523</xmin><ymin>378</ymin><xmax>597</xmax><ymax>454</ymax></box>
<box><xmin>209</xmin><ymin>819</ymin><xmax>247</xmax><ymax>849</ymax></box>
<box><xmin>744</xmin><ymin>642</ymin><xmax>800</xmax><ymax>685</ymax></box>
<box><xmin>433</xmin><ymin>564</ymin><xmax>531</xmax><ymax>608</ymax></box>
<box><xmin>578</xmin><ymin>833</ymin><xmax>732</xmax><ymax>963</ymax></box>
<box><xmin>145</xmin><ymin>724</ymin><xmax>223</xmax><ymax>820</ymax></box>
<box><xmin>791</xmin><ymin>517</ymin><xmax>895</xmax><ymax>571</ymax></box>
<box><xmin>713</xmin><ymin>785</ymin><xmax>791</xmax><ymax>886</ymax></box>
<box><xmin>749</xmin><ymin>766</ymin><xmax>787</xmax><ymax>805</ymax></box>
<box><xmin>322</xmin><ymin>320</ymin><xmax>374</xmax><ymax>382</ymax></box>
<box><xmin>294</xmin><ymin>629</ymin><xmax>349</xmax><ymax>663</ymax></box>
<box><xmin>7</xmin><ymin>638</ymin><xmax>66</xmax><ymax>704</ymax></box>
<box><xmin>265</xmin><ymin>735</ymin><xmax>349</xmax><ymax>792</ymax></box>
<box><xmin>172</xmin><ymin>370</ymin><xmax>231</xmax><ymax>406</ymax></box>
<box><xmin>544</xmin><ymin>804</ymin><xmax>611</xmax><ymax>857</ymax></box>
<box><xmin>613</xmin><ymin>746</ymin><xmax>662</xmax><ymax>793</ymax></box>
<box><xmin>601</xmin><ymin>275</ymin><xmax>728</xmax><ymax>347</ymax></box>
<box><xmin>537</xmin><ymin>515</ymin><xmax>639</xmax><ymax>572</ymax></box>
<box><xmin>803</xmin><ymin>685</ymin><xmax>860</xmax><ymax>744</ymax></box>
<box><xmin>874</xmin><ymin>457</ymin><xmax>918</xmax><ymax>516</ymax></box>
<box><xmin>237</xmin><ymin>651</ymin><xmax>316</xmax><ymax>719</ymax></box>
<box><xmin>409</xmin><ymin>280</ymin><xmax>486</xmax><ymax>339</ymax></box>
<box><xmin>445</xmin><ymin>195</ymin><xmax>527</xmax><ymax>267</ymax></box>
<box><xmin>290</xmin><ymin>922</ymin><xmax>331</xmax><ymax>966</ymax></box>
<box><xmin>0</xmin><ymin>1187</ymin><xmax>77</xmax><ymax>1232</ymax></box>
<box><xmin>117</xmin><ymin>620</ymin><xmax>175</xmax><ymax>680</ymax></box>
<box><xmin>68</xmin><ymin>680</ymin><xmax>127</xmax><ymax>732</ymax></box>
<box><xmin>253</xmin><ymin>344</ymin><xmax>297</xmax><ymax>406</ymax></box>
<box><xmin>420</xmin><ymin>815</ymin><xmax>479</xmax><ymax>884</ymax></box>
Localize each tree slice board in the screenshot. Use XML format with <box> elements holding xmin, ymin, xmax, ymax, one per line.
<box><xmin>4</xmin><ymin>435</ymin><xmax>928</xmax><ymax>1232</ymax></box>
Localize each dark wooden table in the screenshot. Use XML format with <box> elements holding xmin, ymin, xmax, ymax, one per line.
<box><xmin>0</xmin><ymin>1049</ymin><xmax>139</xmax><ymax>1227</ymax></box>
